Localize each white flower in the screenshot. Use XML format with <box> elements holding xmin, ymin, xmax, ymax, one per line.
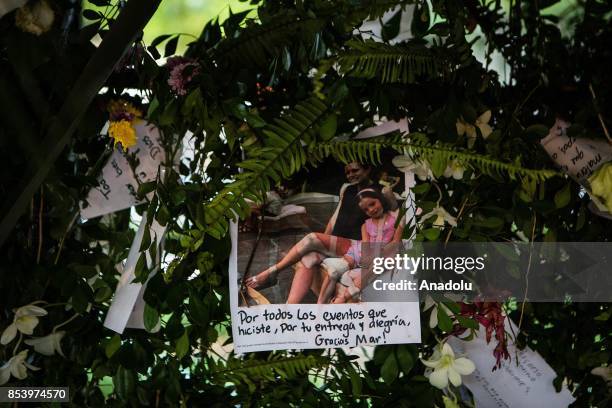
<box><xmin>456</xmin><ymin>110</ymin><xmax>493</xmax><ymax>148</ymax></box>
<box><xmin>423</xmin><ymin>296</ymin><xmax>454</xmax><ymax>329</ymax></box>
<box><xmin>1</xmin><ymin>303</ymin><xmax>47</xmax><ymax>345</ymax></box>
<box><xmin>392</xmin><ymin>155</ymin><xmax>434</xmax><ymax>181</ymax></box>
<box><xmin>422</xmin><ymin>343</ymin><xmax>475</xmax><ymax>389</ymax></box>
<box><xmin>420</xmin><ymin>206</ymin><xmax>457</xmax><ymax>229</ymax></box>
<box><xmin>443</xmin><ymin>160</ymin><xmax>466</xmax><ymax>180</ymax></box>
<box><xmin>591</xmin><ymin>366</ymin><xmax>612</xmax><ymax>385</ymax></box>
<box><xmin>0</xmin><ymin>350</ymin><xmax>40</xmax><ymax>385</ymax></box>
<box><xmin>24</xmin><ymin>331</ymin><xmax>65</xmax><ymax>357</ymax></box>
<box><xmin>15</xmin><ymin>0</ymin><xmax>55</xmax><ymax>36</ymax></box>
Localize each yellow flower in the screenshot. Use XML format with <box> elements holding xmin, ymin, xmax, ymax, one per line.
<box><xmin>456</xmin><ymin>110</ymin><xmax>493</xmax><ymax>148</ymax></box>
<box><xmin>588</xmin><ymin>162</ymin><xmax>612</xmax><ymax>213</ymax></box>
<box><xmin>107</xmin><ymin>99</ymin><xmax>142</xmax><ymax>120</ymax></box>
<box><xmin>108</xmin><ymin>120</ymin><xmax>137</xmax><ymax>149</ymax></box>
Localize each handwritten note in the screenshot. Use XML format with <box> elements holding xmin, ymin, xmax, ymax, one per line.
<box><xmin>228</xmin><ymin>223</ymin><xmax>421</xmax><ymax>352</ymax></box>
<box><xmin>80</xmin><ymin>121</ymin><xmax>166</xmax><ymax>219</ymax></box>
<box><xmin>540</xmin><ymin>118</ymin><xmax>612</xmax><ymax>182</ymax></box>
<box><xmin>448</xmin><ymin>321</ymin><xmax>575</xmax><ymax>408</ymax></box>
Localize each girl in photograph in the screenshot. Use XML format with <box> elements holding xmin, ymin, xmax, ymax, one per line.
<box><xmin>320</xmin><ymin>188</ymin><xmax>404</xmax><ymax>304</ymax></box>
<box><xmin>245</xmin><ymin>188</ymin><xmax>404</xmax><ymax>303</ymax></box>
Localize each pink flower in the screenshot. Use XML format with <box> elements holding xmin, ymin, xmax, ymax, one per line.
<box><xmin>166</xmin><ymin>57</ymin><xmax>201</xmax><ymax>96</ymax></box>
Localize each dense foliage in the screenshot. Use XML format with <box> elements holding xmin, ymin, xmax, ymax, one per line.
<box><xmin>0</xmin><ymin>0</ymin><xmax>611</xmax><ymax>406</ymax></box>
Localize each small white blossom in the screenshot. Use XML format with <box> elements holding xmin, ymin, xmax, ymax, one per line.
<box><xmin>24</xmin><ymin>331</ymin><xmax>66</xmax><ymax>357</ymax></box>
<box><xmin>15</xmin><ymin>0</ymin><xmax>55</xmax><ymax>36</ymax></box>
<box><xmin>591</xmin><ymin>366</ymin><xmax>612</xmax><ymax>386</ymax></box>
<box><xmin>392</xmin><ymin>155</ymin><xmax>434</xmax><ymax>181</ymax></box>
<box><xmin>0</xmin><ymin>350</ymin><xmax>40</xmax><ymax>385</ymax></box>
<box><xmin>423</xmin><ymin>296</ymin><xmax>454</xmax><ymax>329</ymax></box>
<box><xmin>443</xmin><ymin>160</ymin><xmax>466</xmax><ymax>180</ymax></box>
<box><xmin>422</xmin><ymin>343</ymin><xmax>475</xmax><ymax>389</ymax></box>
<box><xmin>420</xmin><ymin>206</ymin><xmax>457</xmax><ymax>229</ymax></box>
<box><xmin>456</xmin><ymin>110</ymin><xmax>493</xmax><ymax>148</ymax></box>
<box><xmin>1</xmin><ymin>303</ymin><xmax>48</xmax><ymax>345</ymax></box>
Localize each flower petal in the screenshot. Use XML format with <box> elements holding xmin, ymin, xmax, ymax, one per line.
<box><xmin>441</xmin><ymin>343</ymin><xmax>455</xmax><ymax>358</ymax></box>
<box><xmin>456</xmin><ymin>121</ymin><xmax>466</xmax><ymax>136</ymax></box>
<box><xmin>429</xmin><ymin>367</ymin><xmax>449</xmax><ymax>389</ymax></box>
<box><xmin>429</xmin><ymin>308</ymin><xmax>438</xmax><ymax>329</ymax></box>
<box><xmin>453</xmin><ymin>357</ymin><xmax>476</xmax><ymax>375</ymax></box>
<box><xmin>0</xmin><ymin>365</ymin><xmax>10</xmax><ymax>385</ymax></box>
<box><xmin>25</xmin><ymin>336</ymin><xmax>55</xmax><ymax>356</ymax></box>
<box><xmin>448</xmin><ymin>367</ymin><xmax>462</xmax><ymax>387</ymax></box>
<box><xmin>15</xmin><ymin>316</ymin><xmax>38</xmax><ymax>335</ymax></box>
<box><xmin>16</xmin><ymin>305</ymin><xmax>47</xmax><ymax>318</ymax></box>
<box><xmin>421</xmin><ymin>358</ymin><xmax>441</xmax><ymax>369</ymax></box>
<box><xmin>478</xmin><ymin>110</ymin><xmax>491</xmax><ymax>124</ymax></box>
<box><xmin>465</xmin><ymin>124</ymin><xmax>477</xmax><ymax>139</ymax></box>
<box><xmin>1</xmin><ymin>324</ymin><xmax>17</xmax><ymax>345</ymax></box>
<box><xmin>479</xmin><ymin>123</ymin><xmax>493</xmax><ymax>139</ymax></box>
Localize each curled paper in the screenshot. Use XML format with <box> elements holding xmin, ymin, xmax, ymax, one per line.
<box><xmin>540</xmin><ymin>118</ymin><xmax>612</xmax><ymax>218</ymax></box>
<box><xmin>539</xmin><ymin>118</ymin><xmax>612</xmax><ymax>183</ymax></box>
<box><xmin>104</xmin><ymin>213</ymin><xmax>166</xmax><ymax>334</ymax></box>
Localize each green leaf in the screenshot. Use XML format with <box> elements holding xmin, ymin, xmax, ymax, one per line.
<box><xmin>143</xmin><ymin>303</ymin><xmax>159</xmax><ymax>332</ymax></box>
<box><xmin>381</xmin><ymin>9</ymin><xmax>402</xmax><ymax>41</ymax></box>
<box><xmin>113</xmin><ymin>366</ymin><xmax>136</xmax><ymax>400</ymax></box>
<box><xmin>175</xmin><ymin>330</ymin><xmax>190</xmax><ymax>360</ymax></box>
<box><xmin>139</xmin><ymin>226</ymin><xmax>151</xmax><ymax>252</ymax></box>
<box><xmin>422</xmin><ymin>228</ymin><xmax>441</xmax><ymax>241</ymax></box>
<box><xmin>474</xmin><ymin>217</ymin><xmax>504</xmax><ymax>229</ymax></box>
<box><xmin>164</xmin><ymin>36</ymin><xmax>179</xmax><ymax>57</ymax></box>
<box><xmin>396</xmin><ymin>346</ymin><xmax>414</xmax><ymax>372</ymax></box>
<box><xmin>554</xmin><ymin>183</ymin><xmax>571</xmax><ymax>209</ymax></box>
<box><xmin>457</xmin><ymin>316</ymin><xmax>478</xmax><ymax>329</ymax></box>
<box><xmin>106</xmin><ymin>335</ymin><xmax>121</xmax><ymax>358</ymax></box>
<box><xmin>380</xmin><ymin>353</ymin><xmax>399</xmax><ymax>384</ymax></box>
<box><xmin>437</xmin><ymin>306</ymin><xmax>453</xmax><ymax>332</ymax></box>
<box><xmin>83</xmin><ymin>9</ymin><xmax>103</xmax><ymax>21</ymax></box>
<box><xmin>319</xmin><ymin>113</ymin><xmax>337</xmax><ymax>141</ymax></box>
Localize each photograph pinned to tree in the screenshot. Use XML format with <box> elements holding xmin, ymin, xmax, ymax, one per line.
<box><xmin>228</xmin><ymin>150</ymin><xmax>421</xmax><ymax>352</ymax></box>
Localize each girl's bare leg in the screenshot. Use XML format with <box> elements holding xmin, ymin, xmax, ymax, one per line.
<box><xmin>317</xmin><ymin>274</ymin><xmax>333</xmax><ymax>304</ymax></box>
<box><xmin>246</xmin><ymin>233</ymin><xmax>350</xmax><ymax>288</ymax></box>
<box><xmin>287</xmin><ymin>261</ymin><xmax>315</xmax><ymax>304</ymax></box>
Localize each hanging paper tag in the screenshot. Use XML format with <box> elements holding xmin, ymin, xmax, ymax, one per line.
<box><xmin>104</xmin><ymin>213</ymin><xmax>166</xmax><ymax>334</ymax></box>
<box><xmin>540</xmin><ymin>118</ymin><xmax>612</xmax><ymax>182</ymax></box>
<box><xmin>448</xmin><ymin>320</ymin><xmax>575</xmax><ymax>408</ymax></box>
<box><xmin>80</xmin><ymin>122</ymin><xmax>166</xmax><ymax>219</ymax></box>
<box><xmin>355</xmin><ymin>118</ymin><xmax>410</xmax><ymax>139</ymax></box>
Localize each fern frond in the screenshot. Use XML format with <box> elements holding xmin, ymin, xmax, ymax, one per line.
<box><xmin>204</xmin><ymin>98</ymin><xmax>331</xmax><ymax>235</ymax></box>
<box><xmin>212</xmin><ymin>11</ymin><xmax>323</xmax><ymax>67</ymax></box>
<box><xmin>311</xmin><ymin>135</ymin><xmax>561</xmax><ymax>182</ymax></box>
<box><xmin>336</xmin><ymin>38</ymin><xmax>451</xmax><ymax>83</ymax></box>
<box><xmin>210</xmin><ymin>354</ymin><xmax>328</xmax><ymax>388</ymax></box>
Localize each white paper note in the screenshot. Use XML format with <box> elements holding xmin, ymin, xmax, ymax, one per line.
<box><xmin>449</xmin><ymin>321</ymin><xmax>575</xmax><ymax>408</ymax></box>
<box><xmin>104</xmin><ymin>213</ymin><xmax>166</xmax><ymax>334</ymax></box>
<box><xmin>80</xmin><ymin>122</ymin><xmax>166</xmax><ymax>220</ymax></box>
